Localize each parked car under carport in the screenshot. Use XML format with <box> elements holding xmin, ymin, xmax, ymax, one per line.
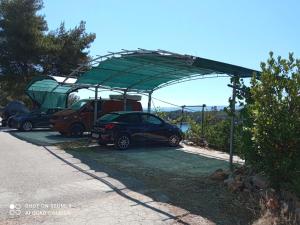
<box><xmin>91</xmin><ymin>111</ymin><xmax>183</xmax><ymax>150</ymax></box>
<box><xmin>0</xmin><ymin>101</ymin><xmax>30</xmax><ymax>127</ymax></box>
<box><xmin>9</xmin><ymin>108</ymin><xmax>63</xmax><ymax>131</ymax></box>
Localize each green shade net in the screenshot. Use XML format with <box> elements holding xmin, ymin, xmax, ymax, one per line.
<box><xmin>25</xmin><ymin>77</ymin><xmax>72</xmax><ymax>110</ymax></box>
<box><xmin>76</xmin><ymin>52</ymin><xmax>259</xmax><ymax>92</ymax></box>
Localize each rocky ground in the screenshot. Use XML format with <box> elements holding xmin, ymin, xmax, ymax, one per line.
<box><xmin>210</xmin><ymin>167</ymin><xmax>300</xmax><ymax>225</ymax></box>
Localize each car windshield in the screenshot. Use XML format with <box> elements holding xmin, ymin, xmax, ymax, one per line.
<box><xmin>70</xmin><ymin>100</ymin><xmax>89</xmax><ymax>110</ymax></box>
<box><xmin>97</xmin><ymin>113</ymin><xmax>120</xmax><ymax>123</ymax></box>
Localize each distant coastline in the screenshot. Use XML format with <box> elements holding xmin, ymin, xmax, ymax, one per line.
<box><xmin>143</xmin><ymin>105</ymin><xmax>228</xmax><ymax>112</ymax></box>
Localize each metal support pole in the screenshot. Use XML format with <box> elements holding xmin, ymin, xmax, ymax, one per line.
<box><xmin>201</xmin><ymin>104</ymin><xmax>206</xmax><ymax>138</ymax></box>
<box><xmin>123</xmin><ymin>91</ymin><xmax>127</xmax><ymax>111</ymax></box>
<box><xmin>229</xmin><ymin>81</ymin><xmax>237</xmax><ymax>171</ymax></box>
<box><xmin>94</xmin><ymin>86</ymin><xmax>98</xmax><ymax>124</ymax></box>
<box><xmin>147</xmin><ymin>91</ymin><xmax>152</xmax><ymax>113</ymax></box>
<box><xmin>65</xmin><ymin>93</ymin><xmax>70</xmax><ymax>108</ymax></box>
<box><xmin>180</xmin><ymin>105</ymin><xmax>185</xmax><ymax>128</ymax></box>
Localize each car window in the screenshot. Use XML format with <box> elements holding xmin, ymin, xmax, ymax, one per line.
<box><xmin>117</xmin><ymin>114</ymin><xmax>141</xmax><ymax>124</ymax></box>
<box><xmin>141</xmin><ymin>114</ymin><xmax>162</xmax><ymax>125</ymax></box>
<box><xmin>98</xmin><ymin>113</ymin><xmax>120</xmax><ymax>122</ymax></box>
<box><xmin>125</xmin><ymin>103</ymin><xmax>132</xmax><ymax>111</ymax></box>
<box><xmin>70</xmin><ymin>100</ymin><xmax>89</xmax><ymax>110</ymax></box>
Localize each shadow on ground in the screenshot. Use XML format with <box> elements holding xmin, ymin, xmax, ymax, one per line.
<box><xmin>8</xmin><ymin>129</ymin><xmax>87</xmax><ymax>146</ymax></box>
<box><xmin>60</xmin><ymin>144</ymin><xmax>257</xmax><ymax>225</ymax></box>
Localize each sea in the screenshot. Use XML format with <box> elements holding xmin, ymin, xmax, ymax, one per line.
<box><xmin>177</xmin><ymin>123</ymin><xmax>190</xmax><ymax>133</ymax></box>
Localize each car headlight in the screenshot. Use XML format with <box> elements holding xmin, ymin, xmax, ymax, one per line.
<box><xmin>63</xmin><ymin>116</ymin><xmax>69</xmax><ymax>120</ymax></box>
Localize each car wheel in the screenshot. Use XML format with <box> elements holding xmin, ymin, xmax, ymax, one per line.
<box><xmin>70</xmin><ymin>124</ymin><xmax>84</xmax><ymax>137</ymax></box>
<box><xmin>1</xmin><ymin>120</ymin><xmax>7</xmax><ymax>127</ymax></box>
<box><xmin>22</xmin><ymin>121</ymin><xmax>33</xmax><ymax>131</ymax></box>
<box><xmin>168</xmin><ymin>134</ymin><xmax>181</xmax><ymax>147</ymax></box>
<box><xmin>114</xmin><ymin>134</ymin><xmax>130</xmax><ymax>150</ymax></box>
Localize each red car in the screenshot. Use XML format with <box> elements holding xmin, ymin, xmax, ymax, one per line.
<box><xmin>50</xmin><ymin>98</ymin><xmax>142</xmax><ymax>136</ymax></box>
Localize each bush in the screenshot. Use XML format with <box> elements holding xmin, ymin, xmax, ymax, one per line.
<box><xmin>205</xmin><ymin>119</ymin><xmax>230</xmax><ymax>151</ymax></box>
<box><xmin>245</xmin><ymin>52</ymin><xmax>300</xmax><ymax>192</ymax></box>
<box><xmin>185</xmin><ymin>113</ymin><xmax>244</xmax><ymax>157</ymax></box>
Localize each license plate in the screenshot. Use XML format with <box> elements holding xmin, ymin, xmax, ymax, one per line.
<box><xmin>92</xmin><ymin>133</ymin><xmax>99</xmax><ymax>138</ymax></box>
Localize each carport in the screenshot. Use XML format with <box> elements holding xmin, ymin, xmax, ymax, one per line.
<box><xmin>60</xmin><ymin>49</ymin><xmax>259</xmax><ymax>169</ymax></box>
<box><xmin>25</xmin><ymin>76</ymin><xmax>78</xmax><ymax>109</ymax></box>
<box><xmin>27</xmin><ymin>49</ymin><xmax>259</xmax><ymax>169</ymax></box>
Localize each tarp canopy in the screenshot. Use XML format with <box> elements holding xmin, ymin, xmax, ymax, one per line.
<box><xmin>75</xmin><ymin>50</ymin><xmax>260</xmax><ymax>93</ymax></box>
<box><xmin>25</xmin><ymin>76</ymin><xmax>73</xmax><ymax>109</ymax></box>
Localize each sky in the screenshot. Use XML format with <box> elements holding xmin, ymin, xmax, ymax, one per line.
<box><xmin>42</xmin><ymin>0</ymin><xmax>300</xmax><ymax>109</ymax></box>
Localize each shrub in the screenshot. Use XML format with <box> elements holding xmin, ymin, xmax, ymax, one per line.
<box><xmin>185</xmin><ymin>114</ymin><xmax>244</xmax><ymax>157</ymax></box>
<box><xmin>245</xmin><ymin>52</ymin><xmax>300</xmax><ymax>191</ymax></box>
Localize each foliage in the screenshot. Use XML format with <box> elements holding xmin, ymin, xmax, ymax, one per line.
<box><xmin>205</xmin><ymin>119</ymin><xmax>231</xmax><ymax>151</ymax></box>
<box><xmin>0</xmin><ymin>0</ymin><xmax>47</xmax><ymax>79</ymax></box>
<box><xmin>42</xmin><ymin>22</ymin><xmax>95</xmax><ymax>77</ymax></box>
<box><xmin>162</xmin><ymin>107</ymin><xmax>228</xmax><ymax>123</ymax></box>
<box><xmin>153</xmin><ymin>107</ymin><xmax>168</xmax><ymax>121</ymax></box>
<box><xmin>0</xmin><ymin>0</ymin><xmax>47</xmax><ymax>105</ymax></box>
<box><xmin>185</xmin><ymin>109</ymin><xmax>230</xmax><ymax>150</ymax></box>
<box><xmin>245</xmin><ymin>52</ymin><xmax>300</xmax><ymax>191</ymax></box>
<box><xmin>185</xmin><ymin>112</ymin><xmax>244</xmax><ymax>156</ymax></box>
<box><xmin>185</xmin><ymin>116</ymin><xmax>202</xmax><ymax>144</ymax></box>
<box><xmin>0</xmin><ymin>0</ymin><xmax>95</xmax><ymax>107</ymax></box>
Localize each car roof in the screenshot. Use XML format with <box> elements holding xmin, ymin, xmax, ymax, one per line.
<box><xmin>110</xmin><ymin>111</ymin><xmax>151</xmax><ymax>115</ymax></box>
<box><xmin>80</xmin><ymin>99</ymin><xmax>139</xmax><ymax>103</ymax></box>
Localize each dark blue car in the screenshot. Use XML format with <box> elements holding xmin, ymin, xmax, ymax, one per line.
<box><xmin>91</xmin><ymin>111</ymin><xmax>183</xmax><ymax>150</ymax></box>
<box><xmin>9</xmin><ymin>108</ymin><xmax>62</xmax><ymax>131</ymax></box>
<box><xmin>0</xmin><ymin>101</ymin><xmax>29</xmax><ymax>127</ymax></box>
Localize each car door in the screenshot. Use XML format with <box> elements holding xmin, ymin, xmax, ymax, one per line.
<box><xmin>37</xmin><ymin>110</ymin><xmax>52</xmax><ymax>127</ymax></box>
<box><xmin>141</xmin><ymin>114</ymin><xmax>168</xmax><ymax>142</ymax></box>
<box><xmin>31</xmin><ymin>112</ymin><xmax>45</xmax><ymax>127</ymax></box>
<box><xmin>79</xmin><ymin>104</ymin><xmax>94</xmax><ymax>131</ymax></box>
<box><xmin>118</xmin><ymin>114</ymin><xmax>145</xmax><ymax>142</ymax></box>
<box><xmin>86</xmin><ymin>101</ymin><xmax>102</xmax><ymax>130</ymax></box>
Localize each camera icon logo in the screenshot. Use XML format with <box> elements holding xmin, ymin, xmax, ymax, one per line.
<box><xmin>9</xmin><ymin>204</ymin><xmax>22</xmax><ymax>216</ymax></box>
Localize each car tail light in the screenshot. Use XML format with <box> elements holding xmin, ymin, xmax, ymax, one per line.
<box><xmin>104</xmin><ymin>123</ymin><xmax>115</xmax><ymax>130</ymax></box>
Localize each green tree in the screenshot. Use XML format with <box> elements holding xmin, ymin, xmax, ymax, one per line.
<box><xmin>153</xmin><ymin>107</ymin><xmax>169</xmax><ymax>121</ymax></box>
<box><xmin>42</xmin><ymin>21</ymin><xmax>95</xmax><ymax>77</ymax></box>
<box><xmin>0</xmin><ymin>0</ymin><xmax>95</xmax><ymax>106</ymax></box>
<box><xmin>0</xmin><ymin>0</ymin><xmax>47</xmax><ymax>79</ymax></box>
<box><xmin>246</xmin><ymin>52</ymin><xmax>300</xmax><ymax>192</ymax></box>
<box><xmin>0</xmin><ymin>0</ymin><xmax>47</xmax><ymax>105</ymax></box>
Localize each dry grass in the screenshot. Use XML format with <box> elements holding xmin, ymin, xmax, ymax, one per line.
<box><xmin>253</xmin><ymin>211</ymin><xmax>298</xmax><ymax>225</ymax></box>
